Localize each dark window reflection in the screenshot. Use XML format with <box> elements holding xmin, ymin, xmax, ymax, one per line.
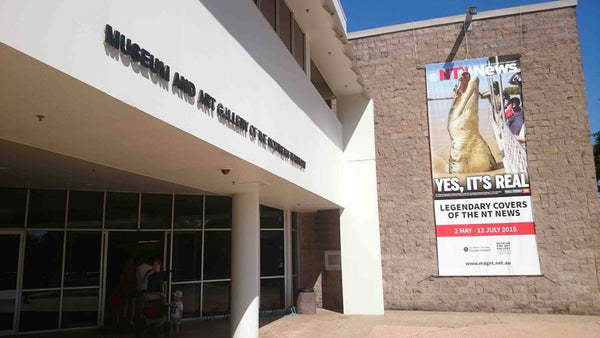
<box><xmin>165</xmin><ymin>232</ymin><xmax>171</xmax><ymax>273</ymax></box>
<box><xmin>203</xmin><ymin>282</ymin><xmax>230</xmax><ymax>316</ymax></box>
<box><xmin>0</xmin><ymin>234</ymin><xmax>18</xmax><ymax>331</ymax></box>
<box><xmin>64</xmin><ymin>232</ymin><xmax>101</xmax><ymax>287</ymax></box>
<box><xmin>204</xmin><ymin>196</ymin><xmax>231</xmax><ymax>229</ymax></box>
<box><xmin>28</xmin><ymin>189</ymin><xmax>66</xmax><ymax>228</ymax></box>
<box><xmin>291</xmin><ymin>212</ymin><xmax>297</xmax><ymax>229</ymax></box>
<box><xmin>174</xmin><ymin>195</ymin><xmax>203</xmax><ymax>229</ymax></box>
<box><xmin>293</xmin><ymin>276</ymin><xmax>298</xmax><ymax>306</ymax></box>
<box><xmin>260</xmin><ymin>278</ymin><xmax>284</xmax><ymax>311</ymax></box>
<box><xmin>259</xmin><ymin>0</ymin><xmax>275</xmax><ymax>29</ymax></box>
<box><xmin>172</xmin><ymin>233</ymin><xmax>202</xmax><ymax>282</ymax></box>
<box><xmin>105</xmin><ymin>192</ymin><xmax>138</xmax><ymax>229</ymax></box>
<box><xmin>68</xmin><ymin>191</ymin><xmax>103</xmax><ymax>228</ymax></box>
<box><xmin>203</xmin><ymin>231</ymin><xmax>231</xmax><ymax>280</ymax></box>
<box><xmin>260</xmin><ymin>205</ymin><xmax>283</xmax><ymax>229</ymax></box>
<box><xmin>19</xmin><ymin>290</ymin><xmax>60</xmax><ymax>332</ymax></box>
<box><xmin>173</xmin><ymin>283</ymin><xmax>200</xmax><ymax>318</ymax></box>
<box><xmin>141</xmin><ymin>194</ymin><xmax>172</xmax><ymax>229</ymax></box>
<box><xmin>0</xmin><ymin>188</ymin><xmax>26</xmax><ymax>228</ymax></box>
<box><xmin>23</xmin><ymin>231</ymin><xmax>63</xmax><ymax>289</ymax></box>
<box><xmin>0</xmin><ymin>293</ymin><xmax>15</xmax><ymax>331</ymax></box>
<box><xmin>260</xmin><ymin>231</ymin><xmax>284</xmax><ymax>277</ymax></box>
<box><xmin>61</xmin><ymin>288</ymin><xmax>99</xmax><ymax>328</ymax></box>
<box><xmin>278</xmin><ymin>0</ymin><xmax>292</xmax><ymax>51</ymax></box>
<box><xmin>292</xmin><ymin>231</ymin><xmax>298</xmax><ymax>275</ymax></box>
<box><xmin>0</xmin><ymin>235</ymin><xmax>20</xmax><ymax>290</ymax></box>
<box><xmin>293</xmin><ymin>20</ymin><xmax>305</xmax><ymax>69</ymax></box>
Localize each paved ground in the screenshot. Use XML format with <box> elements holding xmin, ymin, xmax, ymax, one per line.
<box><xmin>35</xmin><ymin>309</ymin><xmax>600</xmax><ymax>337</ymax></box>
<box><xmin>259</xmin><ymin>309</ymin><xmax>600</xmax><ymax>338</ymax></box>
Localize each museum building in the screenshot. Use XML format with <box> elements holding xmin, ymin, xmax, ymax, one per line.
<box><xmin>0</xmin><ymin>0</ymin><xmax>598</xmax><ymax>337</ymax></box>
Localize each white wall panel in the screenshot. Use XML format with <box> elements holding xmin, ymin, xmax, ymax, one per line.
<box><xmin>0</xmin><ymin>0</ymin><xmax>344</xmax><ymax>206</ymax></box>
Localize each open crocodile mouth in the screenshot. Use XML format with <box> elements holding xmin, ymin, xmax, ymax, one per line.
<box><xmin>454</xmin><ymin>70</ymin><xmax>471</xmax><ymax>100</ymax></box>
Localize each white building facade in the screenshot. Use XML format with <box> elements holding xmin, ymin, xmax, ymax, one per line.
<box><xmin>0</xmin><ymin>0</ymin><xmax>384</xmax><ymax>336</ymax></box>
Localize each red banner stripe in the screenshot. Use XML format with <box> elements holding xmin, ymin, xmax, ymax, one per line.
<box><xmin>436</xmin><ymin>222</ymin><xmax>536</xmax><ymax>237</ymax></box>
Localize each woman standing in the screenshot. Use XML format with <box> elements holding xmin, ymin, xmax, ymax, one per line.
<box><xmin>120</xmin><ymin>258</ymin><xmax>137</xmax><ymax>325</ymax></box>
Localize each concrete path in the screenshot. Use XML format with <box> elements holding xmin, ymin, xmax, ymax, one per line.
<box><xmin>259</xmin><ymin>309</ymin><xmax>600</xmax><ymax>338</ymax></box>
<box><xmin>35</xmin><ymin>309</ymin><xmax>600</xmax><ymax>337</ymax></box>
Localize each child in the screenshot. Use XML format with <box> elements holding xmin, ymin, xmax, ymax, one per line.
<box><xmin>170</xmin><ymin>290</ymin><xmax>183</xmax><ymax>337</ymax></box>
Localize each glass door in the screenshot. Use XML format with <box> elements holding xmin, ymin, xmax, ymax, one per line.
<box><xmin>103</xmin><ymin>231</ymin><xmax>166</xmax><ymax>326</ymax></box>
<box><xmin>0</xmin><ymin>233</ymin><xmax>22</xmax><ymax>334</ymax></box>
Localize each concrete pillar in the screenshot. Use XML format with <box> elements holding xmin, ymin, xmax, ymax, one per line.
<box><xmin>337</xmin><ymin>95</ymin><xmax>384</xmax><ymax>315</ymax></box>
<box><xmin>231</xmin><ymin>191</ymin><xmax>260</xmax><ymax>338</ymax></box>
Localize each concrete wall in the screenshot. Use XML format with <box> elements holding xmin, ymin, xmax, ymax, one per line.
<box><xmin>337</xmin><ymin>95</ymin><xmax>385</xmax><ymax>314</ymax></box>
<box><xmin>351</xmin><ymin>7</ymin><xmax>600</xmax><ymax>314</ymax></box>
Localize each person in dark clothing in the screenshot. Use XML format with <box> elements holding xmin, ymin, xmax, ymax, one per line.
<box><xmin>506</xmin><ymin>97</ymin><xmax>525</xmax><ymax>143</ymax></box>
<box><xmin>146</xmin><ymin>258</ymin><xmax>168</xmax><ymax>296</ymax></box>
<box><xmin>120</xmin><ymin>258</ymin><xmax>137</xmax><ymax>325</ymax></box>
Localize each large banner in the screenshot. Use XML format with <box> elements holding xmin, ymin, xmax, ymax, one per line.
<box><xmin>425</xmin><ymin>55</ymin><xmax>541</xmax><ymax>276</ymax></box>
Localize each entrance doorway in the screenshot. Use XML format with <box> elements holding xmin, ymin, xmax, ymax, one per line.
<box><xmin>104</xmin><ymin>232</ymin><xmax>165</xmax><ymax>325</ymax></box>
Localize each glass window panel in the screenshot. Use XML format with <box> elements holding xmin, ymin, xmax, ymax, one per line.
<box><xmin>260</xmin><ymin>205</ymin><xmax>283</xmax><ymax>229</ymax></box>
<box><xmin>202</xmin><ymin>282</ymin><xmax>230</xmax><ymax>317</ymax></box>
<box><xmin>172</xmin><ymin>283</ymin><xmax>200</xmax><ymax>319</ymax></box>
<box><xmin>0</xmin><ymin>292</ymin><xmax>15</xmax><ymax>331</ymax></box>
<box><xmin>0</xmin><ymin>188</ymin><xmax>26</xmax><ymax>228</ymax></box>
<box><xmin>291</xmin><ymin>212</ymin><xmax>297</xmax><ymax>229</ymax></box>
<box><xmin>0</xmin><ymin>235</ymin><xmax>19</xmax><ymax>331</ymax></box>
<box><xmin>0</xmin><ymin>235</ymin><xmax>20</xmax><ymax>290</ymax></box>
<box><xmin>203</xmin><ymin>231</ymin><xmax>231</xmax><ymax>280</ymax></box>
<box><xmin>141</xmin><ymin>194</ymin><xmax>172</xmax><ymax>229</ymax></box>
<box><xmin>165</xmin><ymin>232</ymin><xmax>171</xmax><ymax>274</ymax></box>
<box><xmin>23</xmin><ymin>231</ymin><xmax>63</xmax><ymax>289</ymax></box>
<box><xmin>61</xmin><ymin>288</ymin><xmax>99</xmax><ymax>328</ymax></box>
<box><xmin>64</xmin><ymin>232</ymin><xmax>102</xmax><ymax>287</ymax></box>
<box><xmin>278</xmin><ymin>0</ymin><xmax>292</xmax><ymax>51</ymax></box>
<box><xmin>260</xmin><ymin>278</ymin><xmax>284</xmax><ymax>311</ymax></box>
<box><xmin>105</xmin><ymin>192</ymin><xmax>138</xmax><ymax>229</ymax></box>
<box><xmin>292</xmin><ymin>276</ymin><xmax>298</xmax><ymax>306</ymax></box>
<box><xmin>19</xmin><ymin>290</ymin><xmax>60</xmax><ymax>332</ymax></box>
<box><xmin>311</xmin><ymin>59</ymin><xmax>335</xmax><ymax>103</ymax></box>
<box><xmin>67</xmin><ymin>190</ymin><xmax>103</xmax><ymax>228</ymax></box>
<box><xmin>174</xmin><ymin>195</ymin><xmax>203</xmax><ymax>229</ymax></box>
<box><xmin>28</xmin><ymin>189</ymin><xmax>66</xmax><ymax>228</ymax></box>
<box><xmin>259</xmin><ymin>0</ymin><xmax>276</xmax><ymax>29</ymax></box>
<box><xmin>204</xmin><ymin>196</ymin><xmax>231</xmax><ymax>229</ymax></box>
<box><xmin>260</xmin><ymin>231</ymin><xmax>284</xmax><ymax>277</ymax></box>
<box><xmin>292</xmin><ymin>231</ymin><xmax>298</xmax><ymax>275</ymax></box>
<box><xmin>293</xmin><ymin>19</ymin><xmax>305</xmax><ymax>69</ymax></box>
<box><xmin>172</xmin><ymin>232</ymin><xmax>202</xmax><ymax>282</ymax></box>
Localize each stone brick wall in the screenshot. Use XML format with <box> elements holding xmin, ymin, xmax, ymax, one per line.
<box><xmin>350</xmin><ymin>7</ymin><xmax>600</xmax><ymax>314</ymax></box>
<box><xmin>297</xmin><ymin>210</ymin><xmax>343</xmax><ymax>311</ymax></box>
<box><xmin>297</xmin><ymin>212</ymin><xmax>323</xmax><ymax>307</ymax></box>
<box><xmin>316</xmin><ymin>210</ymin><xmax>343</xmax><ymax>312</ymax></box>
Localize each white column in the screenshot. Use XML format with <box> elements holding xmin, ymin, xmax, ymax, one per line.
<box><xmin>337</xmin><ymin>95</ymin><xmax>384</xmax><ymax>315</ymax></box>
<box><xmin>231</xmin><ymin>191</ymin><xmax>260</xmax><ymax>338</ymax></box>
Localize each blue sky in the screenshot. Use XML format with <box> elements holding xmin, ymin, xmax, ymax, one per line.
<box><xmin>341</xmin><ymin>0</ymin><xmax>600</xmax><ymax>136</ymax></box>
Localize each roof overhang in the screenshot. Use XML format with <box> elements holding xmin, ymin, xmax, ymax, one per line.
<box><xmin>0</xmin><ymin>42</ymin><xmax>341</xmax><ymax>212</ymax></box>
<box><xmin>287</xmin><ymin>0</ymin><xmax>368</xmax><ymax>98</ymax></box>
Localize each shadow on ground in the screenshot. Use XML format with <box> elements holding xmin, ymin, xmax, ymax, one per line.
<box><xmin>33</xmin><ymin>315</ymin><xmax>287</xmax><ymax>338</ymax></box>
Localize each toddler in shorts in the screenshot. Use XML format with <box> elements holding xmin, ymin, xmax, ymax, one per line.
<box><xmin>170</xmin><ymin>290</ymin><xmax>183</xmax><ymax>336</ymax></box>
